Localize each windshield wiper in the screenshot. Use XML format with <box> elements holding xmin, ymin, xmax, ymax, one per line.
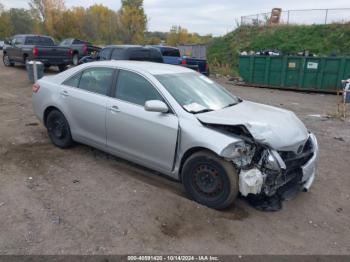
<box><xmin>192</xmin><ymin>109</ymin><xmax>214</xmax><ymax>114</ymax></box>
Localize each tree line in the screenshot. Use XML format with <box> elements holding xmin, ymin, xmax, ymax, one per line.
<box><xmin>0</xmin><ymin>0</ymin><xmax>212</xmax><ymax>46</ymax></box>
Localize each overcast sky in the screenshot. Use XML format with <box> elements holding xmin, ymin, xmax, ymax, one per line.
<box><xmin>2</xmin><ymin>0</ymin><xmax>350</xmax><ymax>35</ymax></box>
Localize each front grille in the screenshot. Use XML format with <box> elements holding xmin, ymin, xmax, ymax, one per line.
<box><xmin>275</xmin><ymin>136</ymin><xmax>314</xmax><ymax>187</ymax></box>
<box><xmin>279</xmin><ymin>136</ymin><xmax>314</xmax><ymax>171</ymax></box>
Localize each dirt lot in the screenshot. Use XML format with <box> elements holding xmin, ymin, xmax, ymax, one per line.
<box><xmin>0</xmin><ymin>52</ymin><xmax>349</xmax><ymax>255</ymax></box>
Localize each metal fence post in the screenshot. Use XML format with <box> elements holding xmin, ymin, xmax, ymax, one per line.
<box><xmin>325</xmin><ymin>9</ymin><xmax>328</xmax><ymax>24</ymax></box>
<box><xmin>287</xmin><ymin>10</ymin><xmax>290</xmax><ymax>24</ymax></box>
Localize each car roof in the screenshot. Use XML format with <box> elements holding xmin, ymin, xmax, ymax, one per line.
<box><xmin>152</xmin><ymin>45</ymin><xmax>179</xmax><ymax>50</ymax></box>
<box><xmin>14</xmin><ymin>34</ymin><xmax>52</xmax><ymax>38</ymax></box>
<box><xmin>82</xmin><ymin>60</ymin><xmax>192</xmax><ymax>75</ymax></box>
<box><xmin>104</xmin><ymin>45</ymin><xmax>143</xmax><ymax>49</ymax></box>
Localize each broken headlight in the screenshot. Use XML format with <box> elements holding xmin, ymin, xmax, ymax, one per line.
<box><xmin>259</xmin><ymin>149</ymin><xmax>287</xmax><ymax>195</ymax></box>
<box><xmin>222</xmin><ymin>141</ymin><xmax>256</xmax><ymax>168</ymax></box>
<box><xmin>263</xmin><ymin>150</ymin><xmax>286</xmax><ymax>171</ymax></box>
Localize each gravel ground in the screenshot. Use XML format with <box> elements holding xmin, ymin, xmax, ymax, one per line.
<box><xmin>0</xmin><ymin>53</ymin><xmax>349</xmax><ymax>255</ymax></box>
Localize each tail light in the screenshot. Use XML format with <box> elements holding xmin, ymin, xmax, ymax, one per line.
<box><xmin>32</xmin><ymin>47</ymin><xmax>39</xmax><ymax>58</ymax></box>
<box><xmin>181</xmin><ymin>59</ymin><xmax>187</xmax><ymax>65</ymax></box>
<box><xmin>32</xmin><ymin>83</ymin><xmax>40</xmax><ymax>93</ymax></box>
<box><xmin>82</xmin><ymin>44</ymin><xmax>88</xmax><ymax>55</ymax></box>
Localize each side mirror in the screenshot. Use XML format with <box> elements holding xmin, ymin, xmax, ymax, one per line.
<box><xmin>145</xmin><ymin>100</ymin><xmax>169</xmax><ymax>113</ymax></box>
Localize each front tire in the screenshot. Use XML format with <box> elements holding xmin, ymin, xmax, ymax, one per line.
<box><xmin>182</xmin><ymin>151</ymin><xmax>239</xmax><ymax>209</ymax></box>
<box><xmin>46</xmin><ymin>110</ymin><xmax>74</xmax><ymax>149</ymax></box>
<box><xmin>3</xmin><ymin>54</ymin><xmax>14</xmax><ymax>67</ymax></box>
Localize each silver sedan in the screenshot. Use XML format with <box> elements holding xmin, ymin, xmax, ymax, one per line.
<box><xmin>32</xmin><ymin>61</ymin><xmax>318</xmax><ymax>209</ymax></box>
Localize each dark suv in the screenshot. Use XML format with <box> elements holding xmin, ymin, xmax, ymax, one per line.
<box><xmin>79</xmin><ymin>45</ymin><xmax>163</xmax><ymax>64</ymax></box>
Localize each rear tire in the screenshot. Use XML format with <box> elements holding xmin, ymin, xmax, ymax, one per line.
<box><xmin>44</xmin><ymin>64</ymin><xmax>51</xmax><ymax>72</ymax></box>
<box><xmin>46</xmin><ymin>110</ymin><xmax>74</xmax><ymax>149</ymax></box>
<box><xmin>182</xmin><ymin>150</ymin><xmax>239</xmax><ymax>210</ymax></box>
<box><xmin>24</xmin><ymin>56</ymin><xmax>29</xmax><ymax>66</ymax></box>
<box><xmin>58</xmin><ymin>65</ymin><xmax>67</xmax><ymax>72</ymax></box>
<box><xmin>3</xmin><ymin>54</ymin><xmax>14</xmax><ymax>67</ymax></box>
<box><xmin>72</xmin><ymin>53</ymin><xmax>79</xmax><ymax>66</ymax></box>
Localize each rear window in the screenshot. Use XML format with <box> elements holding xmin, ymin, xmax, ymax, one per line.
<box><xmin>161</xmin><ymin>48</ymin><xmax>180</xmax><ymax>57</ymax></box>
<box><xmin>73</xmin><ymin>39</ymin><xmax>87</xmax><ymax>45</ymax></box>
<box><xmin>129</xmin><ymin>49</ymin><xmax>163</xmax><ymax>63</ymax></box>
<box><xmin>111</xmin><ymin>48</ymin><xmax>125</xmax><ymax>60</ymax></box>
<box><xmin>25</xmin><ymin>36</ymin><xmax>54</xmax><ymax>46</ymax></box>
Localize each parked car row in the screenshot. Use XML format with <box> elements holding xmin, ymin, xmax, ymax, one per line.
<box><xmin>2</xmin><ymin>34</ymin><xmax>210</xmax><ymax>75</ymax></box>
<box><xmin>3</xmin><ymin>35</ymin><xmax>73</xmax><ymax>71</ymax></box>
<box><xmin>79</xmin><ymin>45</ymin><xmax>210</xmax><ymax>76</ymax></box>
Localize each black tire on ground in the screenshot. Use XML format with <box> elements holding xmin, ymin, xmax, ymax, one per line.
<box><xmin>44</xmin><ymin>64</ymin><xmax>51</xmax><ymax>72</ymax></box>
<box><xmin>3</xmin><ymin>54</ymin><xmax>14</xmax><ymax>67</ymax></box>
<box><xmin>72</xmin><ymin>53</ymin><xmax>79</xmax><ymax>66</ymax></box>
<box><xmin>46</xmin><ymin>110</ymin><xmax>74</xmax><ymax>149</ymax></box>
<box><xmin>58</xmin><ymin>65</ymin><xmax>67</xmax><ymax>72</ymax></box>
<box><xmin>24</xmin><ymin>56</ymin><xmax>29</xmax><ymax>66</ymax></box>
<box><xmin>182</xmin><ymin>150</ymin><xmax>239</xmax><ymax>210</ymax></box>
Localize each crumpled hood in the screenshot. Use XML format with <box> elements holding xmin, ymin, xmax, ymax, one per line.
<box><xmin>196</xmin><ymin>101</ymin><xmax>309</xmax><ymax>151</ymax></box>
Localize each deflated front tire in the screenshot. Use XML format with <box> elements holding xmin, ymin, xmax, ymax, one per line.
<box><xmin>182</xmin><ymin>150</ymin><xmax>239</xmax><ymax>209</ymax></box>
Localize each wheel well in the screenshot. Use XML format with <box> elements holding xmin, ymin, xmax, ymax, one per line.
<box><xmin>73</xmin><ymin>50</ymin><xmax>78</xmax><ymax>55</ymax></box>
<box><xmin>43</xmin><ymin>106</ymin><xmax>61</xmax><ymax>127</ymax></box>
<box><xmin>179</xmin><ymin>147</ymin><xmax>216</xmax><ymax>181</ymax></box>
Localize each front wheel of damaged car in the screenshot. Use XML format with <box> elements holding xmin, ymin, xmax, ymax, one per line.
<box><xmin>182</xmin><ymin>151</ymin><xmax>239</xmax><ymax>210</ymax></box>
<box><xmin>46</xmin><ymin>110</ymin><xmax>74</xmax><ymax>149</ymax></box>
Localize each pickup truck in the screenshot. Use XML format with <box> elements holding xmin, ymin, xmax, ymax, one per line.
<box><xmin>59</xmin><ymin>38</ymin><xmax>100</xmax><ymax>66</ymax></box>
<box><xmin>79</xmin><ymin>45</ymin><xmax>163</xmax><ymax>64</ymax></box>
<box><xmin>3</xmin><ymin>34</ymin><xmax>73</xmax><ymax>72</ymax></box>
<box><xmin>152</xmin><ymin>45</ymin><xmax>209</xmax><ymax>76</ymax></box>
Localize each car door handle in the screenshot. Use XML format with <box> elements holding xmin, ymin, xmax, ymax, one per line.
<box><xmin>60</xmin><ymin>90</ymin><xmax>69</xmax><ymax>97</ymax></box>
<box><xmin>110</xmin><ymin>105</ymin><xmax>120</xmax><ymax>113</ymax></box>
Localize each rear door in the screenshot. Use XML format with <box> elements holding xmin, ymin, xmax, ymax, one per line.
<box><xmin>106</xmin><ymin>69</ymin><xmax>179</xmax><ymax>172</ymax></box>
<box><xmin>60</xmin><ymin>67</ymin><xmax>115</xmax><ymax>147</ymax></box>
<box><xmin>12</xmin><ymin>36</ymin><xmax>25</xmax><ymax>61</ymax></box>
<box><xmin>5</xmin><ymin>37</ymin><xmax>16</xmax><ymax>60</ymax></box>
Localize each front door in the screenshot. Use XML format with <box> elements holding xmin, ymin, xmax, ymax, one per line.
<box><xmin>106</xmin><ymin>69</ymin><xmax>178</xmax><ymax>173</ymax></box>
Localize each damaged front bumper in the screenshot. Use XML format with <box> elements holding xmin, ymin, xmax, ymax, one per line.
<box><xmin>237</xmin><ymin>133</ymin><xmax>318</xmax><ymax>197</ymax></box>
<box><xmin>301</xmin><ymin>133</ymin><xmax>318</xmax><ymax>191</ymax></box>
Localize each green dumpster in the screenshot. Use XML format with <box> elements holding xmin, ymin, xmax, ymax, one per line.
<box><xmin>239</xmin><ymin>55</ymin><xmax>350</xmax><ymax>93</ymax></box>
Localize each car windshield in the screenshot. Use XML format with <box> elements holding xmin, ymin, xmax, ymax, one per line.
<box><xmin>155</xmin><ymin>73</ymin><xmax>240</xmax><ymax>113</ymax></box>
